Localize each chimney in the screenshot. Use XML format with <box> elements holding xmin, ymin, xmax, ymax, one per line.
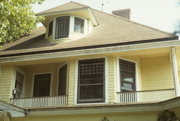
<box><xmin>112</xmin><ymin>9</ymin><xmax>130</xmax><ymax>19</ymax></box>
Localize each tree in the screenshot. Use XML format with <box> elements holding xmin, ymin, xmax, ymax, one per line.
<box><xmin>0</xmin><ymin>0</ymin><xmax>45</xmax><ymax>45</ymax></box>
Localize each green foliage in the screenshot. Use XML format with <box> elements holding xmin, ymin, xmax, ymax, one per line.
<box><xmin>0</xmin><ymin>0</ymin><xmax>45</xmax><ymax>44</ymax></box>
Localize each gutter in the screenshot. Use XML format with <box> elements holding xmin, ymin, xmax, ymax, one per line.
<box><xmin>0</xmin><ymin>38</ymin><xmax>180</xmax><ymax>63</ymax></box>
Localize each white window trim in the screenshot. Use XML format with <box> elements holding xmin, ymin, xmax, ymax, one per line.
<box><xmin>56</xmin><ymin>62</ymin><xmax>69</xmax><ymax>96</ymax></box>
<box><xmin>116</xmin><ymin>57</ymin><xmax>140</xmax><ymax>102</ymax></box>
<box><xmin>13</xmin><ymin>67</ymin><xmax>26</xmax><ymax>98</ymax></box>
<box><xmin>31</xmin><ymin>72</ymin><xmax>53</xmax><ymax>97</ymax></box>
<box><xmin>74</xmin><ymin>56</ymin><xmax>108</xmax><ymax>105</ymax></box>
<box><xmin>47</xmin><ymin>15</ymin><xmax>87</xmax><ymax>40</ymax></box>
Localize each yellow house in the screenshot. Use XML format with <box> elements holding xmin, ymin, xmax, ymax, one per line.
<box><xmin>0</xmin><ymin>1</ymin><xmax>180</xmax><ymax>121</ymax></box>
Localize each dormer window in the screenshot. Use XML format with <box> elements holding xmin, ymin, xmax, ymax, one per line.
<box><xmin>74</xmin><ymin>17</ymin><xmax>84</xmax><ymax>33</ymax></box>
<box><xmin>47</xmin><ymin>16</ymin><xmax>92</xmax><ymax>40</ymax></box>
<box><xmin>55</xmin><ymin>16</ymin><xmax>70</xmax><ymax>39</ymax></box>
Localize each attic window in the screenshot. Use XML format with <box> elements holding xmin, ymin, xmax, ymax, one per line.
<box><xmin>74</xmin><ymin>17</ymin><xmax>84</xmax><ymax>33</ymax></box>
<box><xmin>55</xmin><ymin>16</ymin><xmax>70</xmax><ymax>39</ymax></box>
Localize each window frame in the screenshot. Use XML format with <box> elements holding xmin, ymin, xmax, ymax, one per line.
<box><xmin>117</xmin><ymin>58</ymin><xmax>139</xmax><ymax>93</ymax></box>
<box><xmin>32</xmin><ymin>72</ymin><xmax>53</xmax><ymax>97</ymax></box>
<box><xmin>74</xmin><ymin>17</ymin><xmax>85</xmax><ymax>34</ymax></box>
<box><xmin>48</xmin><ymin>20</ymin><xmax>53</xmax><ymax>37</ymax></box>
<box><xmin>77</xmin><ymin>58</ymin><xmax>106</xmax><ymax>104</ymax></box>
<box><xmin>57</xmin><ymin>63</ymin><xmax>68</xmax><ymax>96</ymax></box>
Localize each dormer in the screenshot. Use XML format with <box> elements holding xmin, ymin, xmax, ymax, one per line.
<box><xmin>36</xmin><ymin>2</ymin><xmax>98</xmax><ymax>42</ymax></box>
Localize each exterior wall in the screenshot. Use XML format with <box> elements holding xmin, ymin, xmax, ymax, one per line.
<box><xmin>107</xmin><ymin>56</ymin><xmax>117</xmax><ymax>104</ymax></box>
<box><xmin>141</xmin><ymin>56</ymin><xmax>174</xmax><ymax>90</ymax></box>
<box><xmin>12</xmin><ymin>112</ymin><xmax>159</xmax><ymax>121</ymax></box>
<box><xmin>67</xmin><ymin>59</ymin><xmax>76</xmax><ymax>106</ymax></box>
<box><xmin>0</xmin><ymin>66</ymin><xmax>15</xmax><ymax>102</ymax></box>
<box><xmin>23</xmin><ymin>63</ymin><xmax>64</xmax><ymax>97</ymax></box>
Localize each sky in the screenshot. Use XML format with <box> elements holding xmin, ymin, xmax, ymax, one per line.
<box><xmin>33</xmin><ymin>0</ymin><xmax>180</xmax><ymax>34</ymax></box>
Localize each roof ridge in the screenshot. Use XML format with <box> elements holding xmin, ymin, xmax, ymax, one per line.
<box><xmin>92</xmin><ymin>8</ymin><xmax>177</xmax><ymax>38</ymax></box>
<box><xmin>70</xmin><ymin>1</ymin><xmax>90</xmax><ymax>7</ymax></box>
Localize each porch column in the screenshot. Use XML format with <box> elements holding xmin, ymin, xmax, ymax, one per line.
<box><xmin>171</xmin><ymin>48</ymin><xmax>180</xmax><ymax>97</ymax></box>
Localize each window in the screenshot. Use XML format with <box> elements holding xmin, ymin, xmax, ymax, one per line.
<box><xmin>74</xmin><ymin>17</ymin><xmax>84</xmax><ymax>33</ymax></box>
<box><xmin>119</xmin><ymin>59</ymin><xmax>136</xmax><ymax>92</ymax></box>
<box><xmin>58</xmin><ymin>64</ymin><xmax>67</xmax><ymax>95</ymax></box>
<box><xmin>78</xmin><ymin>58</ymin><xmax>105</xmax><ymax>103</ymax></box>
<box><xmin>55</xmin><ymin>16</ymin><xmax>70</xmax><ymax>39</ymax></box>
<box><xmin>13</xmin><ymin>71</ymin><xmax>24</xmax><ymax>98</ymax></box>
<box><xmin>33</xmin><ymin>74</ymin><xmax>51</xmax><ymax>97</ymax></box>
<box><xmin>48</xmin><ymin>21</ymin><xmax>53</xmax><ymax>37</ymax></box>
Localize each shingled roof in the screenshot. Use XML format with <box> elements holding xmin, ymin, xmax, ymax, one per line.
<box><xmin>0</xmin><ymin>1</ymin><xmax>178</xmax><ymax>57</ymax></box>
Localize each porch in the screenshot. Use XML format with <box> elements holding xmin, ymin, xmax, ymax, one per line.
<box><xmin>9</xmin><ymin>48</ymin><xmax>180</xmax><ymax>108</ymax></box>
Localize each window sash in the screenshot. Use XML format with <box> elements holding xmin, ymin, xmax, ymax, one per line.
<box><xmin>74</xmin><ymin>17</ymin><xmax>84</xmax><ymax>33</ymax></box>
<box><xmin>55</xmin><ymin>16</ymin><xmax>70</xmax><ymax>39</ymax></box>
<box><xmin>58</xmin><ymin>64</ymin><xmax>67</xmax><ymax>96</ymax></box>
<box><xmin>119</xmin><ymin>59</ymin><xmax>136</xmax><ymax>92</ymax></box>
<box><xmin>33</xmin><ymin>74</ymin><xmax>51</xmax><ymax>97</ymax></box>
<box><xmin>78</xmin><ymin>58</ymin><xmax>105</xmax><ymax>103</ymax></box>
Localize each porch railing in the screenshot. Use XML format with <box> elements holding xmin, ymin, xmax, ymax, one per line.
<box><xmin>11</xmin><ymin>95</ymin><xmax>67</xmax><ymax>108</ymax></box>
<box><xmin>117</xmin><ymin>88</ymin><xmax>175</xmax><ymax>103</ymax></box>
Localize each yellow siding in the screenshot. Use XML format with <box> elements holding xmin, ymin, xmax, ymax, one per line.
<box><xmin>23</xmin><ymin>63</ymin><xmax>64</xmax><ymax>97</ymax></box>
<box><xmin>107</xmin><ymin>56</ymin><xmax>116</xmax><ymax>103</ymax></box>
<box><xmin>0</xmin><ymin>66</ymin><xmax>15</xmax><ymax>102</ymax></box>
<box><xmin>141</xmin><ymin>56</ymin><xmax>174</xmax><ymax>90</ymax></box>
<box><xmin>12</xmin><ymin>112</ymin><xmax>158</xmax><ymax>121</ymax></box>
<box><xmin>67</xmin><ymin>60</ymin><xmax>76</xmax><ymax>105</ymax></box>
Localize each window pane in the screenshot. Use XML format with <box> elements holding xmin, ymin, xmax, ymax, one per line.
<box><xmin>14</xmin><ymin>71</ymin><xmax>24</xmax><ymax>98</ymax></box>
<box><xmin>33</xmin><ymin>74</ymin><xmax>51</xmax><ymax>97</ymax></box>
<box><xmin>55</xmin><ymin>16</ymin><xmax>70</xmax><ymax>39</ymax></box>
<box><xmin>78</xmin><ymin>58</ymin><xmax>105</xmax><ymax>103</ymax></box>
<box><xmin>48</xmin><ymin>21</ymin><xmax>53</xmax><ymax>37</ymax></box>
<box><xmin>74</xmin><ymin>17</ymin><xmax>84</xmax><ymax>33</ymax></box>
<box><xmin>119</xmin><ymin>59</ymin><xmax>136</xmax><ymax>92</ymax></box>
<box><xmin>58</xmin><ymin>64</ymin><xmax>67</xmax><ymax>95</ymax></box>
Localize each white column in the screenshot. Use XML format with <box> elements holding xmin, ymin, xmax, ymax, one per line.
<box><xmin>171</xmin><ymin>48</ymin><xmax>180</xmax><ymax>97</ymax></box>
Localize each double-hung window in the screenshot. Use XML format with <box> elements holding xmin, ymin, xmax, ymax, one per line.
<box><xmin>78</xmin><ymin>58</ymin><xmax>105</xmax><ymax>103</ymax></box>
<box><xmin>119</xmin><ymin>59</ymin><xmax>136</xmax><ymax>92</ymax></box>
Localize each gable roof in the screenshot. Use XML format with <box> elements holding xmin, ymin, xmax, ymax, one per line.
<box><xmin>0</xmin><ymin>2</ymin><xmax>178</xmax><ymax>57</ymax></box>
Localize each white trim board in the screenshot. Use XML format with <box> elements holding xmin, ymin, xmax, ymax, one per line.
<box><xmin>0</xmin><ymin>40</ymin><xmax>180</xmax><ymax>63</ymax></box>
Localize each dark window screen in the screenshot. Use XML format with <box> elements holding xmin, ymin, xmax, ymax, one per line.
<box><xmin>119</xmin><ymin>59</ymin><xmax>136</xmax><ymax>92</ymax></box>
<box><xmin>55</xmin><ymin>16</ymin><xmax>70</xmax><ymax>39</ymax></box>
<box><xmin>48</xmin><ymin>21</ymin><xmax>53</xmax><ymax>37</ymax></box>
<box><xmin>33</xmin><ymin>74</ymin><xmax>51</xmax><ymax>97</ymax></box>
<box><xmin>58</xmin><ymin>64</ymin><xmax>67</xmax><ymax>95</ymax></box>
<box><xmin>78</xmin><ymin>58</ymin><xmax>105</xmax><ymax>103</ymax></box>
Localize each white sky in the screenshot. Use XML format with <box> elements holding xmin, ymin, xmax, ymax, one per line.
<box><xmin>33</xmin><ymin>0</ymin><xmax>180</xmax><ymax>34</ymax></box>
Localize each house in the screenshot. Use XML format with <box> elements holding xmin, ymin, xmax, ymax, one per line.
<box><xmin>0</xmin><ymin>1</ymin><xmax>180</xmax><ymax>121</ymax></box>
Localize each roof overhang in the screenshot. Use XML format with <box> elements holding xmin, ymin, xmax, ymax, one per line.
<box><xmin>0</xmin><ymin>101</ymin><xmax>26</xmax><ymax>117</ymax></box>
<box><xmin>27</xmin><ymin>97</ymin><xmax>180</xmax><ymax>116</ymax></box>
<box><xmin>0</xmin><ymin>39</ymin><xmax>179</xmax><ymax>64</ymax></box>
